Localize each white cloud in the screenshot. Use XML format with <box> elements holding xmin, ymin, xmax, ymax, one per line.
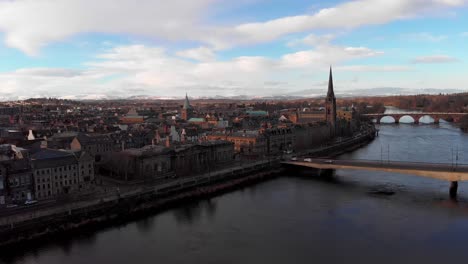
<box><xmin>287</xmin><ymin>34</ymin><xmax>336</xmax><ymax>47</ymax></box>
<box><xmin>336</xmin><ymin>65</ymin><xmax>413</xmax><ymax>72</ymax></box>
<box><xmin>411</xmin><ymin>55</ymin><xmax>459</xmax><ymax>63</ymax></box>
<box><xmin>0</xmin><ymin>0</ymin><xmax>466</xmax><ymax>54</ymax></box>
<box><xmin>230</xmin><ymin>0</ymin><xmax>466</xmax><ymax>47</ymax></box>
<box><xmin>0</xmin><ymin>43</ymin><xmax>388</xmax><ymax>99</ymax></box>
<box><xmin>0</xmin><ymin>0</ymin><xmax>216</xmax><ymax>55</ymax></box>
<box><xmin>281</xmin><ymin>46</ymin><xmax>383</xmax><ymax>68</ymax></box>
<box><xmin>176</xmin><ymin>47</ymin><xmax>216</xmax><ymax>62</ymax></box>
<box><xmin>460</xmin><ymin>32</ymin><xmax>468</xmax><ymax>37</ymax></box>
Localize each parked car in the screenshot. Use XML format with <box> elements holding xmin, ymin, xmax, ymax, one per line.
<box><xmin>304</xmin><ymin>158</ymin><xmax>312</xmax><ymax>162</ymax></box>
<box><xmin>290</xmin><ymin>156</ymin><xmax>298</xmax><ymax>161</ymax></box>
<box><xmin>6</xmin><ymin>204</ymin><xmax>18</xmax><ymax>208</ymax></box>
<box><xmin>323</xmin><ymin>160</ymin><xmax>334</xmax><ymax>164</ymax></box>
<box><xmin>24</xmin><ymin>200</ymin><xmax>38</xmax><ymax>205</ymax></box>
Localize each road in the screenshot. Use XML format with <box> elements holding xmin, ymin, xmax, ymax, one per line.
<box><xmin>282</xmin><ymin>158</ymin><xmax>468</xmax><ymax>181</ymax></box>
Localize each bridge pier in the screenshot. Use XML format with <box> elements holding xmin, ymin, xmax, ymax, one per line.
<box><xmin>450</xmin><ymin>181</ymin><xmax>458</xmax><ymax>199</ymax></box>
<box><xmin>319</xmin><ymin>169</ymin><xmax>335</xmax><ymax>178</ymax></box>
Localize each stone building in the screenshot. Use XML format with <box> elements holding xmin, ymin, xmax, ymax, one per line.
<box><xmin>102</xmin><ymin>140</ymin><xmax>234</xmax><ymax>181</ymax></box>
<box><xmin>0</xmin><ymin>145</ymin><xmax>34</xmax><ymax>205</ymax></box>
<box><xmin>0</xmin><ymin>160</ymin><xmax>33</xmax><ymax>204</ymax></box>
<box><xmin>206</xmin><ymin>131</ymin><xmax>267</xmax><ymax>157</ymax></box>
<box><xmin>173</xmin><ymin>140</ymin><xmax>234</xmax><ymax>176</ymax></box>
<box><xmin>102</xmin><ymin>145</ymin><xmax>173</xmax><ymax>181</ymax></box>
<box><xmin>263</xmin><ymin>127</ymin><xmax>295</xmax><ymax>155</ymax></box>
<box><xmin>30</xmin><ymin>149</ymin><xmax>84</xmax><ymax>200</ymax></box>
<box><xmin>70</xmin><ymin>133</ymin><xmax>114</xmax><ymax>162</ymax></box>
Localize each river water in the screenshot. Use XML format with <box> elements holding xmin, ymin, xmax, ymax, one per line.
<box><xmin>2</xmin><ymin>121</ymin><xmax>468</xmax><ymax>264</ymax></box>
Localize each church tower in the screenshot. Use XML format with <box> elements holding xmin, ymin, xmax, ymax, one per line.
<box><xmin>325</xmin><ymin>67</ymin><xmax>337</xmax><ymax>137</ymax></box>
<box><xmin>181</xmin><ymin>93</ymin><xmax>193</xmax><ymax>121</ymax></box>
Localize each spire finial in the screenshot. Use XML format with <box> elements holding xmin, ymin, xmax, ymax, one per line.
<box><xmin>328</xmin><ymin>66</ymin><xmax>334</xmax><ymax>97</ymax></box>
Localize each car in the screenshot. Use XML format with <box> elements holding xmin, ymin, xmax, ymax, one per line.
<box><xmin>24</xmin><ymin>200</ymin><xmax>38</xmax><ymax>205</ymax></box>
<box><xmin>304</xmin><ymin>158</ymin><xmax>312</xmax><ymax>162</ymax></box>
<box><xmin>290</xmin><ymin>157</ymin><xmax>298</xmax><ymax>161</ymax></box>
<box><xmin>6</xmin><ymin>204</ymin><xmax>18</xmax><ymax>208</ymax></box>
<box><xmin>323</xmin><ymin>160</ymin><xmax>334</xmax><ymax>164</ymax></box>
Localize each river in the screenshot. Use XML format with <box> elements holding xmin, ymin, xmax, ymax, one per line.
<box><xmin>2</xmin><ymin>120</ymin><xmax>468</xmax><ymax>264</ymax></box>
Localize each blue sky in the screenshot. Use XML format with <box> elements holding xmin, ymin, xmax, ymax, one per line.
<box><xmin>0</xmin><ymin>0</ymin><xmax>467</xmax><ymax>100</ymax></box>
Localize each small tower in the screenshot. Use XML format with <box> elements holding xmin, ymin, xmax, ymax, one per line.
<box><xmin>181</xmin><ymin>93</ymin><xmax>193</xmax><ymax>121</ymax></box>
<box><xmin>325</xmin><ymin>66</ymin><xmax>337</xmax><ymax>137</ymax></box>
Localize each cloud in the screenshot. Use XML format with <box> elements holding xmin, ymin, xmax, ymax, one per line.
<box><xmin>0</xmin><ymin>43</ymin><xmax>387</xmax><ymax>99</ymax></box>
<box><xmin>281</xmin><ymin>46</ymin><xmax>383</xmax><ymax>68</ymax></box>
<box><xmin>411</xmin><ymin>55</ymin><xmax>459</xmax><ymax>63</ymax></box>
<box><xmin>0</xmin><ymin>0</ymin><xmax>466</xmax><ymax>54</ymax></box>
<box><xmin>176</xmin><ymin>47</ymin><xmax>216</xmax><ymax>62</ymax></box>
<box><xmin>287</xmin><ymin>34</ymin><xmax>336</xmax><ymax>47</ymax></box>
<box><xmin>0</xmin><ymin>0</ymin><xmax>216</xmax><ymax>55</ymax></box>
<box><xmin>336</xmin><ymin>65</ymin><xmax>413</xmax><ymax>72</ymax></box>
<box><xmin>460</xmin><ymin>32</ymin><xmax>468</xmax><ymax>37</ymax></box>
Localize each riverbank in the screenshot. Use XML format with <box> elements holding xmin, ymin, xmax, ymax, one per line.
<box><xmin>0</xmin><ymin>160</ymin><xmax>283</xmax><ymax>249</ymax></box>
<box><xmin>0</xmin><ymin>126</ymin><xmax>377</xmax><ymax>249</ymax></box>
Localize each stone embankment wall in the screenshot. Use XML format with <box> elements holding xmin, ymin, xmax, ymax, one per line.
<box><xmin>0</xmin><ymin>161</ymin><xmax>282</xmax><ymax>248</ymax></box>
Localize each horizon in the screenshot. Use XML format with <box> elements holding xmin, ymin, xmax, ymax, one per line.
<box><xmin>0</xmin><ymin>0</ymin><xmax>468</xmax><ymax>100</ymax></box>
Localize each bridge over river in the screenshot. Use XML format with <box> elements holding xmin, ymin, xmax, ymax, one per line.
<box><xmin>282</xmin><ymin>158</ymin><xmax>468</xmax><ymax>198</ymax></box>
<box><xmin>363</xmin><ymin>112</ymin><xmax>467</xmax><ymax>124</ymax></box>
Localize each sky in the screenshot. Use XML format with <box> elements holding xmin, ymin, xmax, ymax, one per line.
<box><xmin>0</xmin><ymin>0</ymin><xmax>467</xmax><ymax>100</ymax></box>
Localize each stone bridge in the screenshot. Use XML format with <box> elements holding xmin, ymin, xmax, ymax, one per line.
<box><xmin>363</xmin><ymin>112</ymin><xmax>467</xmax><ymax>124</ymax></box>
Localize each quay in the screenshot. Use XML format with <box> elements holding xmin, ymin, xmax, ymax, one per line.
<box><xmin>0</xmin><ymin>159</ymin><xmax>282</xmax><ymax>248</ymax></box>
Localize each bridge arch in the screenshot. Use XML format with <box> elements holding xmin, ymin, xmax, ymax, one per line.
<box><xmin>398</xmin><ymin>115</ymin><xmax>416</xmax><ymax>124</ymax></box>
<box><xmin>418</xmin><ymin>115</ymin><xmax>436</xmax><ymax>124</ymax></box>
<box><xmin>379</xmin><ymin>116</ymin><xmax>396</xmax><ymax>124</ymax></box>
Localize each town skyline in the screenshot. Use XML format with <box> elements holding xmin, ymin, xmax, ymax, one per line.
<box><xmin>0</xmin><ymin>0</ymin><xmax>468</xmax><ymax>100</ymax></box>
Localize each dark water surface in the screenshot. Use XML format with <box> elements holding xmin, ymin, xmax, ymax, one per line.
<box><xmin>2</xmin><ymin>123</ymin><xmax>468</xmax><ymax>264</ymax></box>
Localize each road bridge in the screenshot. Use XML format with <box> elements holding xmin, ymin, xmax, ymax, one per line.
<box><xmin>282</xmin><ymin>158</ymin><xmax>468</xmax><ymax>198</ymax></box>
<box><xmin>363</xmin><ymin>112</ymin><xmax>467</xmax><ymax>124</ymax></box>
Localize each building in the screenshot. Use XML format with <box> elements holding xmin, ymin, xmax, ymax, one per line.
<box><xmin>337</xmin><ymin>109</ymin><xmax>355</xmax><ymax>121</ymax></box>
<box><xmin>101</xmin><ymin>140</ymin><xmax>234</xmax><ymax>181</ymax></box>
<box><xmin>263</xmin><ymin>127</ymin><xmax>295</xmax><ymax>155</ymax></box>
<box><xmin>102</xmin><ymin>145</ymin><xmax>173</xmax><ymax>181</ymax></box>
<box><xmin>121</xmin><ymin>108</ymin><xmax>145</xmax><ymax>124</ymax></box>
<box><xmin>0</xmin><ymin>145</ymin><xmax>34</xmax><ymax>205</ymax></box>
<box><xmin>70</xmin><ymin>133</ymin><xmax>114</xmax><ymax>162</ymax></box>
<box><xmin>294</xmin><ymin>110</ymin><xmax>326</xmax><ymax>124</ymax></box>
<box><xmin>325</xmin><ymin>67</ymin><xmax>337</xmax><ymax>136</ymax></box>
<box><xmin>30</xmin><ymin>149</ymin><xmax>85</xmax><ymax>200</ymax></box>
<box><xmin>173</xmin><ymin>140</ymin><xmax>234</xmax><ymax>176</ymax></box>
<box><xmin>181</xmin><ymin>94</ymin><xmax>194</xmax><ymax>121</ymax></box>
<box><xmin>207</xmin><ymin>130</ymin><xmax>267</xmax><ymax>157</ymax></box>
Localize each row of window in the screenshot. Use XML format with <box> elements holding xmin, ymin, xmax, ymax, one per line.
<box><xmin>37</xmin><ymin>179</ymin><xmax>78</xmax><ymax>190</ymax></box>
<box><xmin>35</xmin><ymin>165</ymin><xmax>77</xmax><ymax>175</ymax></box>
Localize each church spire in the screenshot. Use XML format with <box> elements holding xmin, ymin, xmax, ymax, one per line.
<box><xmin>183</xmin><ymin>93</ymin><xmax>192</xmax><ymax>110</ymax></box>
<box><xmin>327</xmin><ymin>66</ymin><xmax>334</xmax><ymax>97</ymax></box>
<box><xmin>325</xmin><ymin>66</ymin><xmax>337</xmax><ymax>137</ymax></box>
